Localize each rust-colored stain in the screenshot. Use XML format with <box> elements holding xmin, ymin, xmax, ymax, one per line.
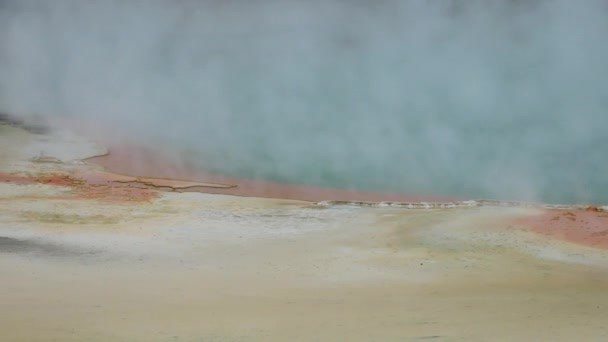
<box><xmin>0</xmin><ymin>171</ymin><xmax>157</xmax><ymax>202</ymax></box>
<box><xmin>0</xmin><ymin>173</ymin><xmax>77</xmax><ymax>187</ymax></box>
<box><xmin>517</xmin><ymin>209</ymin><xmax>608</xmax><ymax>249</ymax></box>
<box><xmin>74</xmin><ymin>184</ymin><xmax>157</xmax><ymax>202</ymax></box>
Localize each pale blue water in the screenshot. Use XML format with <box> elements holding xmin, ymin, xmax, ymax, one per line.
<box><xmin>1</xmin><ymin>1</ymin><xmax>607</xmax><ymax>203</ymax></box>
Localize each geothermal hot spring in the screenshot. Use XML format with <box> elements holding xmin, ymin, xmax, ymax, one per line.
<box><xmin>1</xmin><ymin>0</ymin><xmax>607</xmax><ymax>204</ymax></box>
<box><xmin>3</xmin><ymin>2</ymin><xmax>608</xmax><ymax>341</ymax></box>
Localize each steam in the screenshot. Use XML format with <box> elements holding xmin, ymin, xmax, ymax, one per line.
<box><xmin>1</xmin><ymin>0</ymin><xmax>607</xmax><ymax>203</ymax></box>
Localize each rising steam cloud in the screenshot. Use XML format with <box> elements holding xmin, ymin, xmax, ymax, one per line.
<box><xmin>1</xmin><ymin>0</ymin><xmax>607</xmax><ymax>203</ymax></box>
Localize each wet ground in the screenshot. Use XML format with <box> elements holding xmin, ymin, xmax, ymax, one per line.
<box><xmin>1</xmin><ymin>122</ymin><xmax>608</xmax><ymax>341</ymax></box>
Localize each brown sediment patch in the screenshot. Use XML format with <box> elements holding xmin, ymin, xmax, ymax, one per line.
<box><xmin>73</xmin><ymin>184</ymin><xmax>158</xmax><ymax>202</ymax></box>
<box><xmin>516</xmin><ymin>208</ymin><xmax>608</xmax><ymax>249</ymax></box>
<box><xmin>0</xmin><ymin>172</ymin><xmax>157</xmax><ymax>202</ymax></box>
<box><xmin>0</xmin><ymin>172</ymin><xmax>78</xmax><ymax>187</ymax></box>
<box><xmin>85</xmin><ymin>143</ymin><xmax>461</xmax><ymax>203</ymax></box>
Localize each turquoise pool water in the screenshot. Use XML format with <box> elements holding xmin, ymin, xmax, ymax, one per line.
<box><xmin>1</xmin><ymin>1</ymin><xmax>607</xmax><ymax>203</ymax></box>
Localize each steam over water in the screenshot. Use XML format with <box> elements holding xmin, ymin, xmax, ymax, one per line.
<box><xmin>1</xmin><ymin>0</ymin><xmax>608</xmax><ymax>203</ymax></box>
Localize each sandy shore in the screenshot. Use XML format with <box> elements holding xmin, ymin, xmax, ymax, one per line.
<box><xmin>2</xmin><ymin>123</ymin><xmax>608</xmax><ymax>341</ymax></box>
